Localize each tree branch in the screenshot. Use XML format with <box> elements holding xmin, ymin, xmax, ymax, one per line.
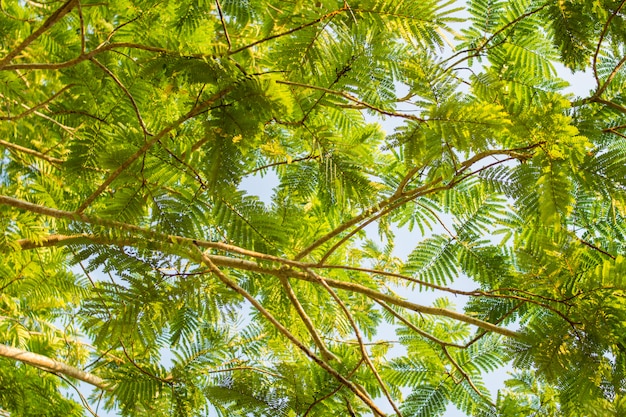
<box><xmin>0</xmin><ymin>84</ymin><xmax>73</xmax><ymax>122</ymax></box>
<box><xmin>195</xmin><ymin>248</ymin><xmax>388</xmax><ymax>417</ymax></box>
<box><xmin>227</xmin><ymin>6</ymin><xmax>348</xmax><ymax>56</ymax></box>
<box><xmin>215</xmin><ymin>0</ymin><xmax>232</xmax><ymax>50</ymax></box>
<box><xmin>0</xmin><ymin>0</ymin><xmax>78</xmax><ymax>69</ymax></box>
<box><xmin>278</xmin><ymin>273</ymin><xmax>339</xmax><ymax>362</ymax></box>
<box><xmin>90</xmin><ymin>58</ymin><xmax>151</xmax><ymax>136</ymax></box>
<box><xmin>76</xmin><ymin>86</ymin><xmax>234</xmax><ymax>213</ymax></box>
<box><xmin>308</xmin><ymin>269</ymin><xmax>403</xmax><ymax>417</ymax></box>
<box><xmin>277</xmin><ymin>80</ymin><xmax>425</xmax><ymax>122</ymax></box>
<box><xmin>0</xmin><ymin>139</ymin><xmax>64</xmax><ymax>164</ymax></box>
<box><xmin>592</xmin><ymin>0</ymin><xmax>626</xmax><ymax>90</ymax></box>
<box><xmin>9</xmin><ymin>229</ymin><xmax>521</xmax><ymax>338</ymax></box>
<box><xmin>0</xmin><ymin>344</ymin><xmax>109</xmax><ymax>390</ymax></box>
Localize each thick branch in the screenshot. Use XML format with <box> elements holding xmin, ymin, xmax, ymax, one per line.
<box><xmin>11</xmin><ymin>230</ymin><xmax>520</xmax><ymax>337</ymax></box>
<box><xmin>0</xmin><ymin>139</ymin><xmax>64</xmax><ymax>163</ymax></box>
<box><xmin>0</xmin><ymin>344</ymin><xmax>109</xmax><ymax>390</ymax></box>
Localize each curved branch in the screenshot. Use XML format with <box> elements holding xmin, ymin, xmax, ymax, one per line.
<box><xmin>9</xmin><ymin>230</ymin><xmax>521</xmax><ymax>337</ymax></box>
<box><xmin>227</xmin><ymin>6</ymin><xmax>348</xmax><ymax>56</ymax></box>
<box><xmin>0</xmin><ymin>344</ymin><xmax>109</xmax><ymax>390</ymax></box>
<box><xmin>76</xmin><ymin>85</ymin><xmax>234</xmax><ymax>213</ymax></box>
<box><xmin>0</xmin><ymin>42</ymin><xmax>170</xmax><ymax>71</ymax></box>
<box><xmin>295</xmin><ymin>178</ymin><xmax>442</xmax><ymax>261</ymax></box>
<box><xmin>278</xmin><ymin>274</ymin><xmax>338</xmax><ymax>362</ymax></box>
<box><xmin>90</xmin><ymin>58</ymin><xmax>151</xmax><ymax>136</ymax></box>
<box><xmin>0</xmin><ymin>0</ymin><xmax>78</xmax><ymax>69</ymax></box>
<box><xmin>442</xmin><ymin>4</ymin><xmax>547</xmax><ymax>72</ymax></box>
<box><xmin>592</xmin><ymin>0</ymin><xmax>626</xmax><ymax>89</ymax></box>
<box><xmin>308</xmin><ymin>269</ymin><xmax>403</xmax><ymax>417</ymax></box>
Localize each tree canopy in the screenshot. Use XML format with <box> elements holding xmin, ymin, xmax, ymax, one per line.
<box><xmin>1</xmin><ymin>0</ymin><xmax>626</xmax><ymax>415</ymax></box>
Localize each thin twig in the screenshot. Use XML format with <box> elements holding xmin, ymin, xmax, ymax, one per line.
<box><xmin>90</xmin><ymin>58</ymin><xmax>151</xmax><ymax>136</ymax></box>
<box><xmin>228</xmin><ymin>6</ymin><xmax>348</xmax><ymax>55</ymax></box>
<box><xmin>0</xmin><ymin>139</ymin><xmax>64</xmax><ymax>163</ymax></box>
<box><xmin>592</xmin><ymin>0</ymin><xmax>626</xmax><ymax>89</ymax></box>
<box><xmin>243</xmin><ymin>154</ymin><xmax>320</xmax><ymax>176</ymax></box>
<box><xmin>278</xmin><ymin>273</ymin><xmax>338</xmax><ymax>362</ymax></box>
<box><xmin>76</xmin><ymin>86</ymin><xmax>233</xmax><ymax>213</ymax></box>
<box><xmin>57</xmin><ymin>374</ymin><xmax>101</xmax><ymax>417</ymax></box>
<box><xmin>302</xmin><ymin>360</ymin><xmax>364</xmax><ymax>417</ymax></box>
<box><xmin>308</xmin><ymin>269</ymin><xmax>403</xmax><ymax>417</ymax></box>
<box><xmin>278</xmin><ymin>80</ymin><xmax>425</xmax><ymax>122</ymax></box>
<box><xmin>215</xmin><ymin>0</ymin><xmax>231</xmax><ymax>50</ymax></box>
<box><xmin>442</xmin><ymin>4</ymin><xmax>547</xmax><ymax>72</ymax></box>
<box><xmin>0</xmin><ymin>85</ymin><xmax>73</xmax><ymax>121</ymax></box>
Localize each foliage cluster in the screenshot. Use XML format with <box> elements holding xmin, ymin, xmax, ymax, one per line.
<box><xmin>1</xmin><ymin>0</ymin><xmax>626</xmax><ymax>416</ymax></box>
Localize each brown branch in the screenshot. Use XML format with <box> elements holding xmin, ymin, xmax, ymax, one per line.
<box><xmin>119</xmin><ymin>340</ymin><xmax>172</xmax><ymax>385</ymax></box>
<box><xmin>5</xmin><ymin>226</ymin><xmax>520</xmax><ymax>337</ymax></box>
<box><xmin>0</xmin><ymin>343</ymin><xmax>109</xmax><ymax>390</ymax></box>
<box><xmin>442</xmin><ymin>4</ymin><xmax>547</xmax><ymax>72</ymax></box>
<box><xmin>0</xmin><ymin>139</ymin><xmax>64</xmax><ymax>163</ymax></box>
<box><xmin>441</xmin><ymin>345</ymin><xmax>495</xmax><ymax>406</ymax></box>
<box><xmin>76</xmin><ymin>86</ymin><xmax>233</xmax><ymax>213</ymax></box>
<box><xmin>300</xmin><ymin>145</ymin><xmax>540</xmax><ymax>263</ymax></box>
<box><xmin>592</xmin><ymin>0</ymin><xmax>626</xmax><ymax>90</ymax></box>
<box><xmin>77</xmin><ymin>0</ymin><xmax>85</xmax><ymax>53</ymax></box>
<box><xmin>206</xmin><ymin>365</ymin><xmax>282</xmax><ymax>378</ymax></box>
<box><xmin>4</xmin><ymin>200</ymin><xmax>299</xmax><ymax>268</ymax></box>
<box><xmin>0</xmin><ymin>42</ymin><xmax>171</xmax><ymax>71</ymax></box>
<box><xmin>278</xmin><ymin>274</ymin><xmax>338</xmax><ymax>362</ymax></box>
<box><xmin>316</xmin><ymin>277</ymin><xmax>520</xmax><ymax>338</ymax></box>
<box><xmin>577</xmin><ymin>237</ymin><xmax>616</xmax><ymax>260</ymax></box>
<box><xmin>243</xmin><ymin>154</ymin><xmax>320</xmax><ymax>176</ymax></box>
<box><xmin>195</xmin><ymin>249</ymin><xmax>388</xmax><ymax>417</ymax></box>
<box><xmin>595</xmin><ymin>55</ymin><xmax>626</xmax><ymax>99</ymax></box>
<box><xmin>308</xmin><ymin>269</ymin><xmax>403</xmax><ymax>417</ymax></box>
<box><xmin>57</xmin><ymin>374</ymin><xmax>100</xmax><ymax>417</ymax></box>
<box><xmin>0</xmin><ymin>0</ymin><xmax>78</xmax><ymax>69</ymax></box>
<box><xmin>228</xmin><ymin>6</ymin><xmax>348</xmax><ymax>56</ymax></box>
<box><xmin>277</xmin><ymin>80</ymin><xmax>425</xmax><ymax>122</ymax></box>
<box><xmin>90</xmin><ymin>58</ymin><xmax>151</xmax><ymax>136</ymax></box>
<box><xmin>590</xmin><ymin>96</ymin><xmax>626</xmax><ymax>115</ymax></box>
<box><xmin>302</xmin><ymin>359</ymin><xmax>364</xmax><ymax>417</ymax></box>
<box><xmin>378</xmin><ymin>301</ymin><xmax>464</xmax><ymax>348</ymax></box>
<box><xmin>0</xmin><ymin>84</ymin><xmax>73</xmax><ymax>121</ymax></box>
<box><xmin>215</xmin><ymin>0</ymin><xmax>232</xmax><ymax>50</ymax></box>
<box><xmin>295</xmin><ymin>178</ymin><xmax>443</xmax><ymax>261</ymax></box>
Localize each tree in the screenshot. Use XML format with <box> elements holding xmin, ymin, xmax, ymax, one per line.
<box><xmin>1</xmin><ymin>0</ymin><xmax>625</xmax><ymax>415</ymax></box>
